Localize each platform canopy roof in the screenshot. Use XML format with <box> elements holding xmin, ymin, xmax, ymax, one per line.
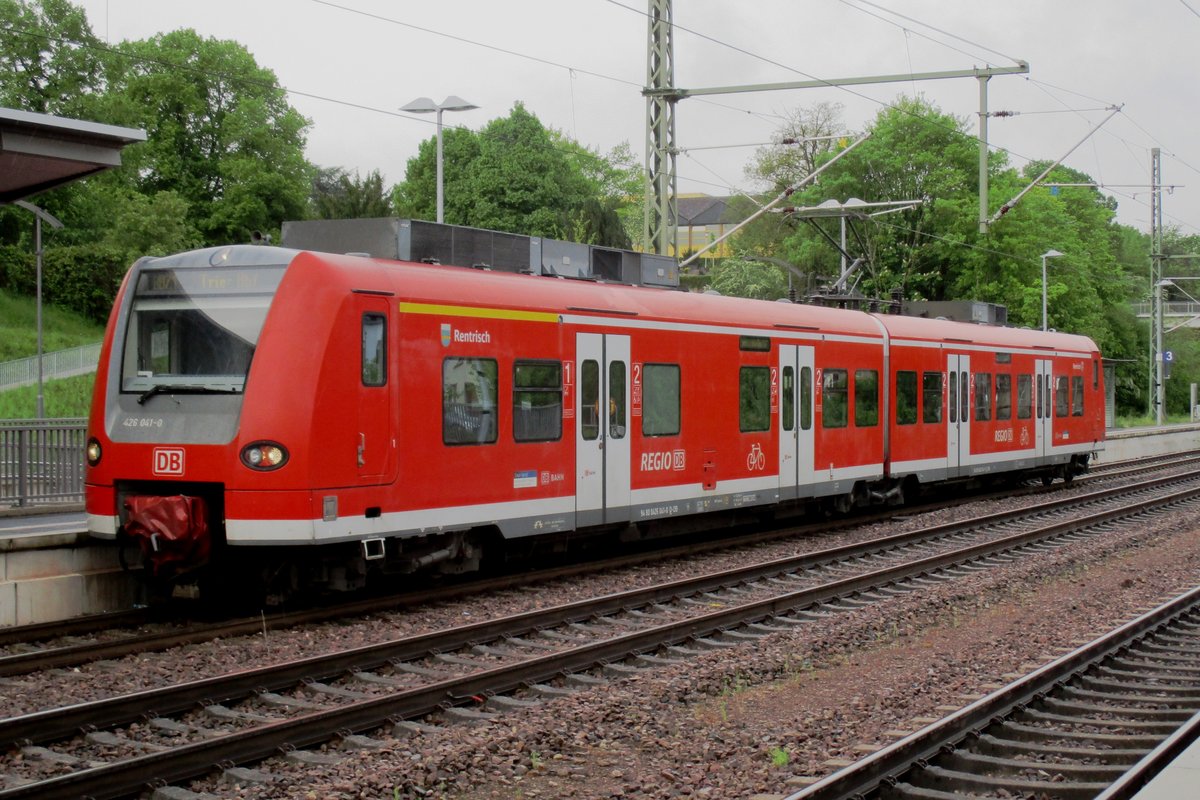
<box><xmin>0</xmin><ymin>107</ymin><xmax>146</xmax><ymax>203</ymax></box>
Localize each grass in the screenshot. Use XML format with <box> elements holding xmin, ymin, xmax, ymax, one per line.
<box><xmin>0</xmin><ymin>374</ymin><xmax>95</xmax><ymax>419</ymax></box>
<box><xmin>0</xmin><ymin>289</ymin><xmax>104</xmax><ymax>420</ymax></box>
<box><xmin>0</xmin><ymin>288</ymin><xmax>105</xmax><ymax>362</ymax></box>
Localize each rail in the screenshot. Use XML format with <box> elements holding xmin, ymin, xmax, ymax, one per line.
<box><xmin>0</xmin><ymin>343</ymin><xmax>101</xmax><ymax>389</ymax></box>
<box><xmin>0</xmin><ymin>418</ymin><xmax>87</xmax><ymax>508</ymax></box>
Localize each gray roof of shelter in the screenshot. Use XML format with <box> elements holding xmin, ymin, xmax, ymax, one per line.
<box><xmin>675</xmin><ymin>195</ymin><xmax>739</xmax><ymax>227</ymax></box>
<box><xmin>0</xmin><ymin>107</ymin><xmax>146</xmax><ymax>203</ymax></box>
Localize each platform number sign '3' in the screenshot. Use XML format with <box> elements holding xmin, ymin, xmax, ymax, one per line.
<box><xmin>153</xmin><ymin>447</ymin><xmax>185</xmax><ymax>476</ymax></box>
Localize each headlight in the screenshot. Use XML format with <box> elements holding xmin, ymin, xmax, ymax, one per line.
<box><xmin>241</xmin><ymin>441</ymin><xmax>288</xmax><ymax>471</ymax></box>
<box><xmin>86</xmin><ymin>438</ymin><xmax>102</xmax><ymax>466</ymax></box>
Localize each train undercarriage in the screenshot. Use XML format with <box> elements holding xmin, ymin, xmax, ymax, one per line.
<box><xmin>113</xmin><ymin>452</ymin><xmax>1092</xmax><ymax>606</ymax></box>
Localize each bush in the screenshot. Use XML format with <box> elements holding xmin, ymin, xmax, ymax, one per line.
<box><xmin>0</xmin><ymin>243</ymin><xmax>130</xmax><ymax>324</ymax></box>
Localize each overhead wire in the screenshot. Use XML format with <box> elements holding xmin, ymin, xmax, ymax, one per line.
<box><xmin>603</xmin><ymin>0</ymin><xmax>1114</xmax><ymax>195</ymax></box>
<box><xmin>281</xmin><ymin>1</ymin><xmax>1200</xmax><ymax>236</ymax></box>
<box><xmin>309</xmin><ymin>0</ymin><xmax>786</xmax><ymax>127</ymax></box>
<box><xmin>608</xmin><ymin>0</ymin><xmax>1196</xmax><ymax>235</ymax></box>
<box><xmin>11</xmin><ymin>1</ymin><xmax>1196</xmax><ymax>234</ymax></box>
<box><xmin>839</xmin><ymin>0</ymin><xmax>1011</xmax><ymax>66</ymax></box>
<box><xmin>0</xmin><ymin>17</ymin><xmax>638</xmax><ymax>179</ymax></box>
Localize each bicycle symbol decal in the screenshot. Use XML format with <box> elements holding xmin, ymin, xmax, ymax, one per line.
<box><xmin>746</xmin><ymin>443</ymin><xmax>766</xmax><ymax>471</ymax></box>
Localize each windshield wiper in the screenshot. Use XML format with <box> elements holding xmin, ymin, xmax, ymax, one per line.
<box><xmin>137</xmin><ymin>384</ymin><xmax>241</xmax><ymax>405</ymax></box>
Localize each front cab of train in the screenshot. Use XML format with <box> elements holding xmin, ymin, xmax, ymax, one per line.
<box><xmin>84</xmin><ymin>245</ymin><xmax>305</xmax><ymax>590</ymax></box>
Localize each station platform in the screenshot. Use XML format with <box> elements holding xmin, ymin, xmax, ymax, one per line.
<box><xmin>0</xmin><ymin>505</ymin><xmax>141</xmax><ymax>626</ymax></box>
<box><xmin>1126</xmin><ymin>729</ymin><xmax>1200</xmax><ymax>799</ymax></box>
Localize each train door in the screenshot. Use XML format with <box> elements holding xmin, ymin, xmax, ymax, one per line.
<box><xmin>355</xmin><ymin>294</ymin><xmax>394</xmax><ymax>483</ymax></box>
<box><xmin>1035</xmin><ymin>359</ymin><xmax>1053</xmax><ymax>460</ymax></box>
<box><xmin>778</xmin><ymin>344</ymin><xmax>816</xmax><ymax>498</ymax></box>
<box><xmin>575</xmin><ymin>333</ymin><xmax>631</xmax><ymax>526</ymax></box>
<box><xmin>946</xmin><ymin>354</ymin><xmax>971</xmax><ymax>476</ymax></box>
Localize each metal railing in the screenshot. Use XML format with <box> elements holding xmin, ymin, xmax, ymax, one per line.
<box><xmin>0</xmin><ymin>342</ymin><xmax>101</xmax><ymax>389</ymax></box>
<box><xmin>1132</xmin><ymin>301</ymin><xmax>1200</xmax><ymax>319</ymax></box>
<box><xmin>0</xmin><ymin>418</ymin><xmax>87</xmax><ymax>507</ymax></box>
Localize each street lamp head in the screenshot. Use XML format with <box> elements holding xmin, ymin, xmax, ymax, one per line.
<box><xmin>439</xmin><ymin>95</ymin><xmax>479</xmax><ymax>113</ymax></box>
<box><xmin>1041</xmin><ymin>248</ymin><xmax>1064</xmax><ymax>259</ymax></box>
<box><xmin>401</xmin><ymin>96</ymin><xmax>479</xmax><ymax>114</ymax></box>
<box><xmin>401</xmin><ymin>97</ymin><xmax>438</xmax><ymax>115</ymax></box>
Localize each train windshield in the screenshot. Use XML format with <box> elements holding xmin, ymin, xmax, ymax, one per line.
<box><xmin>120</xmin><ymin>265</ymin><xmax>287</xmax><ymax>396</ymax></box>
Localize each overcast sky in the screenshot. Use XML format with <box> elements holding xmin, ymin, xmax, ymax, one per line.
<box><xmin>75</xmin><ymin>0</ymin><xmax>1200</xmax><ymax>238</ymax></box>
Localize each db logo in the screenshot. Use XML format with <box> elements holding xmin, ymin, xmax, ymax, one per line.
<box><xmin>152</xmin><ymin>447</ymin><xmax>185</xmax><ymax>476</ymax></box>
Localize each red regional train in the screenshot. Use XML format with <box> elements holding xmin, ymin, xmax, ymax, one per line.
<box><xmin>84</xmin><ymin>244</ymin><xmax>1105</xmax><ymax>598</ymax></box>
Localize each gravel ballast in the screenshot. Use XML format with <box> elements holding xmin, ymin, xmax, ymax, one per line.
<box><xmin>196</xmin><ymin>507</ymin><xmax>1200</xmax><ymax>798</ymax></box>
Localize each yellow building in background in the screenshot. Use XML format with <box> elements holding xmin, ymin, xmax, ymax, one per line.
<box><xmin>673</xmin><ymin>194</ymin><xmax>738</xmax><ymax>263</ymax></box>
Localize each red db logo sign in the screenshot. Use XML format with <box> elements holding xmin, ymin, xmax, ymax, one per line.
<box><xmin>152</xmin><ymin>447</ymin><xmax>185</xmax><ymax>476</ymax></box>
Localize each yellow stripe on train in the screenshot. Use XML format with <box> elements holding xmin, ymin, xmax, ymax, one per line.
<box><xmin>398</xmin><ymin>301</ymin><xmax>559</xmax><ymax>324</ymax></box>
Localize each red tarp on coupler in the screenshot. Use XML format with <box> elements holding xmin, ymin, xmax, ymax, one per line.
<box><xmin>122</xmin><ymin>495</ymin><xmax>211</xmax><ymax>578</ymax></box>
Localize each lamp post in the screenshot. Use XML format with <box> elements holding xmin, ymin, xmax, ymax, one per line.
<box><xmin>1155</xmin><ymin>278</ymin><xmax>1174</xmax><ymax>426</ymax></box>
<box><xmin>14</xmin><ymin>200</ymin><xmax>64</xmax><ymax>419</ymax></box>
<box><xmin>401</xmin><ymin>95</ymin><xmax>479</xmax><ymax>224</ymax></box>
<box><xmin>1040</xmin><ymin>249</ymin><xmax>1064</xmax><ymax>332</ymax></box>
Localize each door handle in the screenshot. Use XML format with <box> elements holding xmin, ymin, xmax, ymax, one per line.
<box><xmin>357</xmin><ymin>433</ymin><xmax>365</xmax><ymax>467</ymax></box>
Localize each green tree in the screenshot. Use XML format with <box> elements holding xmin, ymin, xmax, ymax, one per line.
<box><xmin>0</xmin><ymin>0</ymin><xmax>104</xmax><ymax>116</ymax></box>
<box><xmin>0</xmin><ymin>0</ymin><xmax>109</xmax><ymax>247</ymax></box>
<box><xmin>797</xmin><ymin>96</ymin><xmax>980</xmax><ymax>301</ymax></box>
<box><xmin>392</xmin><ymin>126</ymin><xmax>481</xmax><ymax>223</ymax></box>
<box><xmin>98</xmin><ymin>189</ymin><xmax>201</xmax><ymax>262</ymax></box>
<box><xmin>747</xmin><ymin>101</ymin><xmax>845</xmax><ymax>190</ymax></box>
<box><xmin>395</xmin><ymin>103</ymin><xmax>635</xmax><ymax>247</ymax></box>
<box><xmin>311</xmin><ymin>167</ymin><xmax>392</xmax><ymax>219</ymax></box>
<box><xmin>102</xmin><ymin>29</ymin><xmax>312</xmax><ymax>244</ymax></box>
<box><xmin>708</xmin><ymin>256</ymin><xmax>790</xmax><ymax>300</ymax></box>
<box><xmin>467</xmin><ymin>103</ymin><xmax>594</xmax><ymax>238</ymax></box>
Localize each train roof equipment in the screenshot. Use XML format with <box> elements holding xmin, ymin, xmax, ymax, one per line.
<box><xmin>280</xmin><ymin>217</ymin><xmax>680</xmax><ymax>289</ymax></box>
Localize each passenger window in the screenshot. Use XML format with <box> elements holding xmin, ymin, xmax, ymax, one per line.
<box><xmin>609</xmin><ymin>361</ymin><xmax>627</xmax><ymax>439</ymax></box>
<box><xmin>959</xmin><ymin>372</ymin><xmax>969</xmax><ymax>423</ymax></box>
<box><xmin>443</xmin><ymin>358</ymin><xmax>498</xmax><ymax>445</ymax></box>
<box><xmin>855</xmin><ymin>369</ymin><xmax>878</xmax><ymax>427</ymax></box>
<box><xmin>922</xmin><ymin>372</ymin><xmax>943</xmax><ymax>424</ymax></box>
<box><xmin>1017</xmin><ymin>375</ymin><xmax>1032</xmax><ymax>420</ymax></box>
<box><xmin>740</xmin><ymin>366</ymin><xmax>771</xmax><ymax>432</ymax></box>
<box><xmin>949</xmin><ymin>372</ymin><xmax>958</xmax><ymax>424</ymax></box>
<box><xmin>642</xmin><ymin>363</ymin><xmax>680</xmax><ymax>436</ymax></box>
<box><xmin>996</xmin><ymin>374</ymin><xmax>1011</xmax><ymax>421</ymax></box>
<box><xmin>800</xmin><ymin>366</ymin><xmax>812</xmax><ymax>431</ymax></box>
<box><xmin>1055</xmin><ymin>375</ymin><xmax>1070</xmax><ymax>418</ymax></box>
<box><xmin>822</xmin><ymin>369</ymin><xmax>848</xmax><ymax>429</ymax></box>
<box><xmin>896</xmin><ymin>371</ymin><xmax>917</xmax><ymax>425</ymax></box>
<box><xmin>782</xmin><ymin>366</ymin><xmax>795</xmax><ymax>432</ymax></box>
<box><xmin>361</xmin><ymin>313</ymin><xmax>386</xmax><ymax>387</ymax></box>
<box><xmin>1072</xmin><ymin>375</ymin><xmax>1084</xmax><ymax>417</ymax></box>
<box><xmin>974</xmin><ymin>373</ymin><xmax>992</xmax><ymax>422</ymax></box>
<box><xmin>581</xmin><ymin>359</ymin><xmax>599</xmax><ymax>441</ymax></box>
<box><xmin>513</xmin><ymin>360</ymin><xmax>562</xmax><ymax>442</ymax></box>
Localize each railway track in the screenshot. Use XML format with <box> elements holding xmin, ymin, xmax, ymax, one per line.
<box><xmin>3</xmin><ymin>461</ymin><xmax>1200</xmax><ymax>798</ymax></box>
<box><xmin>784</xmin><ymin>584</ymin><xmax>1200</xmax><ymax>800</ymax></box>
<box><xmin>2</xmin><ymin>451</ymin><xmax>1196</xmax><ymax>680</ymax></box>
